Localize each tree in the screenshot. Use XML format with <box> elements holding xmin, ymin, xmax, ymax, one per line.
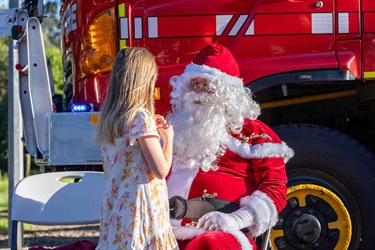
<box><xmin>0</xmin><ymin>94</ymin><xmax>8</xmax><ymax>173</ymax></box>
<box><xmin>46</xmin><ymin>46</ymin><xmax>63</xmax><ymax>95</ymax></box>
<box><xmin>0</xmin><ymin>1</ymin><xmax>64</xmax><ymax>173</ymax></box>
<box><xmin>42</xmin><ymin>1</ymin><xmax>63</xmax><ymax>95</ymax></box>
<box><xmin>41</xmin><ymin>1</ymin><xmax>61</xmax><ymax>47</ymax></box>
<box><xmin>0</xmin><ymin>37</ymin><xmax>8</xmax><ymax>100</ymax></box>
<box><xmin>0</xmin><ymin>37</ymin><xmax>8</xmax><ymax>173</ymax></box>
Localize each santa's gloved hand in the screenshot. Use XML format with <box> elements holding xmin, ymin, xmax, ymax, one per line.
<box><xmin>196</xmin><ymin>207</ymin><xmax>255</xmax><ymax>231</ymax></box>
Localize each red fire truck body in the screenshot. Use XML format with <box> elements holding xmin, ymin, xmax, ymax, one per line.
<box><xmin>13</xmin><ymin>0</ymin><xmax>375</xmax><ymax>249</ymax></box>
<box><xmin>60</xmin><ymin>0</ymin><xmax>375</xmax><ymax>114</ymax></box>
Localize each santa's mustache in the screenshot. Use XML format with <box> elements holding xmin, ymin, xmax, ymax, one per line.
<box><xmin>180</xmin><ymin>90</ymin><xmax>220</xmax><ymax>106</ymax></box>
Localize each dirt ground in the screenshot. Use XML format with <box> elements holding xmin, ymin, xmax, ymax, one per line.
<box><xmin>0</xmin><ymin>212</ymin><xmax>99</xmax><ymax>250</ymax></box>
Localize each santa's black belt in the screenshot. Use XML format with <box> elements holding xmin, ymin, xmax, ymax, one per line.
<box><xmin>169</xmin><ymin>196</ymin><xmax>240</xmax><ymax>221</ymax></box>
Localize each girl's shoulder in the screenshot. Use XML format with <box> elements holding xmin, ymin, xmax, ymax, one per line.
<box><xmin>129</xmin><ymin>108</ymin><xmax>158</xmax><ymax>146</ymax></box>
<box><xmin>132</xmin><ymin>107</ymin><xmax>151</xmax><ymax>117</ymax></box>
<box><xmin>133</xmin><ymin>109</ymin><xmax>154</xmax><ymax>125</ymax></box>
<box><xmin>132</xmin><ymin>108</ymin><xmax>157</xmax><ymax>127</ymax></box>
<box><xmin>137</xmin><ymin>108</ymin><xmax>152</xmax><ymax>117</ymax></box>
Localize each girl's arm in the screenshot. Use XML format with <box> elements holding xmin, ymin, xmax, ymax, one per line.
<box><xmin>138</xmin><ymin>125</ymin><xmax>173</xmax><ymax>179</ymax></box>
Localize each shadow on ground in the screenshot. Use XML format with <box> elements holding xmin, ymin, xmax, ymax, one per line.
<box><xmin>0</xmin><ymin>224</ymin><xmax>99</xmax><ymax>249</ymax></box>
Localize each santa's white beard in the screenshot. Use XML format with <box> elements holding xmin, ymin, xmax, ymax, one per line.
<box><xmin>168</xmin><ymin>91</ymin><xmax>230</xmax><ymax>172</ymax></box>
<box><xmin>167</xmin><ymin>71</ymin><xmax>261</xmax><ymax>172</ymax></box>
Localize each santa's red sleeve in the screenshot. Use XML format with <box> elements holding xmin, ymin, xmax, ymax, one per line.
<box><xmin>225</xmin><ymin>119</ymin><xmax>294</xmax><ymax>237</ymax></box>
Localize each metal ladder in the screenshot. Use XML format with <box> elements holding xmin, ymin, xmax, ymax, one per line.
<box><xmin>14</xmin><ymin>9</ymin><xmax>53</xmax><ymax>163</ymax></box>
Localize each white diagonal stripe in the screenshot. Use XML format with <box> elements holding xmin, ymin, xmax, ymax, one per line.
<box><xmin>229</xmin><ymin>15</ymin><xmax>248</xmax><ymax>36</ymax></box>
<box><xmin>245</xmin><ymin>20</ymin><xmax>255</xmax><ymax>35</ymax></box>
<box><xmin>216</xmin><ymin>15</ymin><xmax>233</xmax><ymax>36</ymax></box>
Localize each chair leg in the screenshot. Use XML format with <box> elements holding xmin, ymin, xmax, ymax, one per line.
<box><xmin>260</xmin><ymin>228</ymin><xmax>271</xmax><ymax>250</ymax></box>
<box><xmin>11</xmin><ymin>220</ymin><xmax>18</xmax><ymax>250</ymax></box>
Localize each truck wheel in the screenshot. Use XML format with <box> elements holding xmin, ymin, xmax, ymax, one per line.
<box><xmin>271</xmin><ymin>124</ymin><xmax>375</xmax><ymax>250</ymax></box>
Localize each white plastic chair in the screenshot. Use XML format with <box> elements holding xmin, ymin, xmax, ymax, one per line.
<box><xmin>10</xmin><ymin>171</ymin><xmax>105</xmax><ymax>250</ymax></box>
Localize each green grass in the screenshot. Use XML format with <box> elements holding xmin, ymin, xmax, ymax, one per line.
<box><xmin>0</xmin><ymin>173</ymin><xmax>8</xmax><ymax>212</ymax></box>
<box><xmin>0</xmin><ymin>173</ymin><xmax>8</xmax><ymax>234</ymax></box>
<box><xmin>0</xmin><ymin>217</ymin><xmax>7</xmax><ymax>234</ymax></box>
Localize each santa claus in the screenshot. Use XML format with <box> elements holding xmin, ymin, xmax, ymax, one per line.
<box><xmin>166</xmin><ymin>43</ymin><xmax>294</xmax><ymax>249</ymax></box>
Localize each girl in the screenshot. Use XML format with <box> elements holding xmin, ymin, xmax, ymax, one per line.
<box><xmin>94</xmin><ymin>47</ymin><xmax>178</xmax><ymax>250</ymax></box>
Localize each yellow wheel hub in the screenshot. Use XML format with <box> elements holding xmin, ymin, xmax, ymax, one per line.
<box><xmin>271</xmin><ymin>184</ymin><xmax>351</xmax><ymax>249</ymax></box>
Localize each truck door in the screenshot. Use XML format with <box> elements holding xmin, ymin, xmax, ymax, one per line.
<box><xmin>335</xmin><ymin>0</ymin><xmax>361</xmax><ymax>79</ymax></box>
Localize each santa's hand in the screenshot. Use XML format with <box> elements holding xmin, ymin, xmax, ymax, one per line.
<box><xmin>197</xmin><ymin>211</ymin><xmax>234</xmax><ymax>231</ymax></box>
<box><xmin>197</xmin><ymin>207</ymin><xmax>255</xmax><ymax>231</ymax></box>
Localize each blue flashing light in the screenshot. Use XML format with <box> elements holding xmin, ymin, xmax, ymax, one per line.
<box><xmin>70</xmin><ymin>103</ymin><xmax>92</xmax><ymax>112</ymax></box>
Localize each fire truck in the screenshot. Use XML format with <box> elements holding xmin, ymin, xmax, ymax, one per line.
<box><xmin>12</xmin><ymin>0</ymin><xmax>375</xmax><ymax>249</ymax></box>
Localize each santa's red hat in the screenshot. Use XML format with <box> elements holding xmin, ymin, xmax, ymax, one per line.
<box><xmin>180</xmin><ymin>43</ymin><xmax>243</xmax><ymax>85</ymax></box>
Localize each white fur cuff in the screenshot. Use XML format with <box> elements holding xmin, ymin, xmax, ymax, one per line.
<box><xmin>172</xmin><ymin>226</ymin><xmax>206</xmax><ymax>240</ymax></box>
<box><xmin>240</xmin><ymin>190</ymin><xmax>278</xmax><ymax>237</ymax></box>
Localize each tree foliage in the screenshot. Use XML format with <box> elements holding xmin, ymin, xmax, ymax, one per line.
<box><xmin>41</xmin><ymin>1</ymin><xmax>60</xmax><ymax>47</ymax></box>
<box><xmin>0</xmin><ymin>37</ymin><xmax>8</xmax><ymax>172</ymax></box>
<box><xmin>46</xmin><ymin>46</ymin><xmax>63</xmax><ymax>95</ymax></box>
<box><xmin>0</xmin><ymin>93</ymin><xmax>8</xmax><ymax>172</ymax></box>
<box><xmin>0</xmin><ymin>1</ymin><xmax>63</xmax><ymax>173</ymax></box>
<box><xmin>42</xmin><ymin>0</ymin><xmax>63</xmax><ymax>95</ymax></box>
<box><xmin>0</xmin><ymin>37</ymin><xmax>8</xmax><ymax>98</ymax></box>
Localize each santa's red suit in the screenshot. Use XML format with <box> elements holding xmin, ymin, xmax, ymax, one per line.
<box><xmin>166</xmin><ymin>43</ymin><xmax>294</xmax><ymax>249</ymax></box>
<box><xmin>168</xmin><ymin>119</ymin><xmax>293</xmax><ymax>249</ymax></box>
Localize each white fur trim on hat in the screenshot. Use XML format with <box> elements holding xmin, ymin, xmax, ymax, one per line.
<box><xmin>240</xmin><ymin>190</ymin><xmax>279</xmax><ymax>237</ymax></box>
<box><xmin>181</xmin><ymin>63</ymin><xmax>243</xmax><ymax>87</ymax></box>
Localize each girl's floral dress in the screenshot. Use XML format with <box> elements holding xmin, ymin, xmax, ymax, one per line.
<box><xmin>96</xmin><ymin>110</ymin><xmax>178</xmax><ymax>250</ymax></box>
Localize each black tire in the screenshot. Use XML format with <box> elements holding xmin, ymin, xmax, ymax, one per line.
<box><xmin>272</xmin><ymin>124</ymin><xmax>375</xmax><ymax>250</ymax></box>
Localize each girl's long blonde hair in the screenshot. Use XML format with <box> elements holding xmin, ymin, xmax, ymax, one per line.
<box><xmin>94</xmin><ymin>47</ymin><xmax>158</xmax><ymax>145</ymax></box>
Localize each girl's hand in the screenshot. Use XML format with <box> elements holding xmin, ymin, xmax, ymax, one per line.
<box><xmin>157</xmin><ymin>123</ymin><xmax>174</xmax><ymax>143</ymax></box>
<box><xmin>154</xmin><ymin>114</ymin><xmax>173</xmax><ymax>144</ymax></box>
<box><xmin>154</xmin><ymin>114</ymin><xmax>167</xmax><ymax>128</ymax></box>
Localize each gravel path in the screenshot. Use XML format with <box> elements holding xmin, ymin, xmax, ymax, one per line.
<box><xmin>0</xmin><ymin>212</ymin><xmax>99</xmax><ymax>249</ymax></box>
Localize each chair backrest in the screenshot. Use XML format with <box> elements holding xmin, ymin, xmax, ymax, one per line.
<box><xmin>11</xmin><ymin>171</ymin><xmax>104</xmax><ymax>225</ymax></box>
